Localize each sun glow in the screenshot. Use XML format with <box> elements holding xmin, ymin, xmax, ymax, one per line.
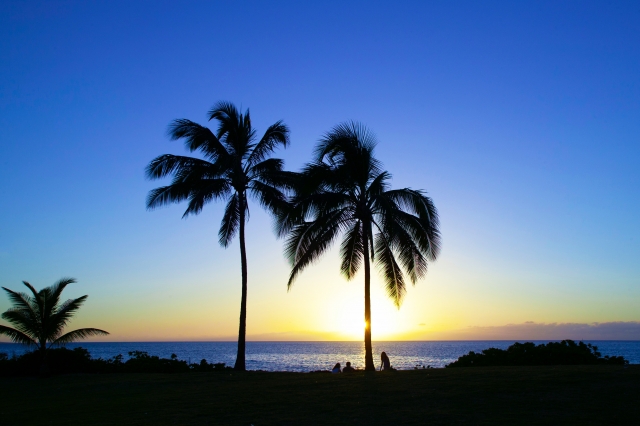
<box><xmin>313</xmin><ymin>276</ymin><xmax>418</xmax><ymax>341</ymax></box>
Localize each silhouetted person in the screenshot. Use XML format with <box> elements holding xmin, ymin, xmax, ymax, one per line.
<box><xmin>380</xmin><ymin>351</ymin><xmax>394</xmax><ymax>371</ymax></box>
<box><xmin>342</xmin><ymin>361</ymin><xmax>356</xmax><ymax>373</ymax></box>
<box><xmin>332</xmin><ymin>362</ymin><xmax>341</xmax><ymax>373</ymax></box>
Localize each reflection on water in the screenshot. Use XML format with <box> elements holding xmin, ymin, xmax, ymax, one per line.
<box><xmin>0</xmin><ymin>341</ymin><xmax>638</xmax><ymax>371</ymax></box>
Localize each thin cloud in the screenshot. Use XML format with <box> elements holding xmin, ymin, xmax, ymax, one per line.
<box><xmin>426</xmin><ymin>321</ymin><xmax>640</xmax><ymax>340</ymax></box>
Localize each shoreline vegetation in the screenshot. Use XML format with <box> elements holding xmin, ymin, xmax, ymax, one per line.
<box><xmin>1</xmin><ymin>366</ymin><xmax>639</xmax><ymax>425</ymax></box>
<box><xmin>0</xmin><ymin>340</ymin><xmax>627</xmax><ymax>377</ymax></box>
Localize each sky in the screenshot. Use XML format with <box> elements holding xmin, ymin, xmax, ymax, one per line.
<box><xmin>0</xmin><ymin>0</ymin><xmax>639</xmax><ymax>342</ymax></box>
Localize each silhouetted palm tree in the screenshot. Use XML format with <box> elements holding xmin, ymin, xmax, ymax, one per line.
<box><xmin>0</xmin><ymin>278</ymin><xmax>109</xmax><ymax>368</ymax></box>
<box><xmin>278</xmin><ymin>122</ymin><xmax>440</xmax><ymax>371</ymax></box>
<box><xmin>146</xmin><ymin>101</ymin><xmax>290</xmax><ymax>371</ymax></box>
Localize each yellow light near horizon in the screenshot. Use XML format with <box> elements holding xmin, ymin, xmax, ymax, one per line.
<box><xmin>329</xmin><ymin>303</ymin><xmax>364</xmax><ymax>340</ymax></box>
<box><xmin>322</xmin><ymin>282</ymin><xmax>411</xmax><ymax>340</ymax></box>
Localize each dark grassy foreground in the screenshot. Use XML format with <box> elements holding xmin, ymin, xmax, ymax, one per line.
<box><xmin>1</xmin><ymin>366</ymin><xmax>639</xmax><ymax>425</ymax></box>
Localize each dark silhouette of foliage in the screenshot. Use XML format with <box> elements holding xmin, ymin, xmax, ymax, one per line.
<box><xmin>0</xmin><ymin>347</ymin><xmax>233</xmax><ymax>376</ymax></box>
<box><xmin>446</xmin><ymin>340</ymin><xmax>628</xmax><ymax>367</ymax></box>
<box><xmin>190</xmin><ymin>359</ymin><xmax>228</xmax><ymax>372</ymax></box>
<box><xmin>0</xmin><ymin>347</ymin><xmax>109</xmax><ymax>376</ymax></box>
<box><xmin>146</xmin><ymin>101</ymin><xmax>291</xmax><ymax>371</ymax></box>
<box><xmin>277</xmin><ymin>122</ymin><xmax>441</xmax><ymax>371</ymax></box>
<box><xmin>0</xmin><ymin>278</ymin><xmax>108</xmax><ymax>373</ymax></box>
<box><xmin>120</xmin><ymin>350</ymin><xmax>190</xmax><ymax>373</ymax></box>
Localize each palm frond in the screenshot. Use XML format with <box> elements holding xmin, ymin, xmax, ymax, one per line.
<box><xmin>21</xmin><ymin>281</ymin><xmax>44</xmax><ymax>322</ymax></box>
<box><xmin>389</xmin><ymin>208</ymin><xmax>438</xmax><ymax>260</ymax></box>
<box><xmin>287</xmin><ymin>224</ymin><xmax>340</xmax><ymax>288</ymax></box>
<box><xmin>258</xmin><ymin>170</ymin><xmax>299</xmax><ymax>194</ymax></box>
<box><xmin>247</xmin><ymin>121</ymin><xmax>290</xmax><ymax>166</ymax></box>
<box><xmin>218</xmin><ymin>193</ymin><xmax>240</xmax><ymax>247</ymax></box>
<box><xmin>146</xmin><ymin>183</ymin><xmax>193</xmax><ymax>210</ymax></box>
<box><xmin>0</xmin><ymin>325</ymin><xmax>36</xmax><ymax>346</ymax></box>
<box><xmin>300</xmin><ymin>191</ymin><xmax>353</xmax><ymax>220</ymax></box>
<box><xmin>384</xmin><ymin>188</ymin><xmax>439</xmax><ymax>223</ymax></box>
<box><xmin>208</xmin><ymin>101</ymin><xmax>256</xmax><ymax>158</ymax></box>
<box><xmin>181</xmin><ymin>179</ymin><xmax>233</xmax><ymax>218</ymax></box>
<box><xmin>248</xmin><ymin>180</ymin><xmax>288</xmax><ymax>217</ymax></box>
<box><xmin>295</xmin><ymin>162</ymin><xmax>335</xmax><ymax>193</ymax></box>
<box><xmin>285</xmin><ymin>210</ymin><xmax>350</xmax><ymax>288</ymax></box>
<box><xmin>147</xmin><ymin>178</ymin><xmax>232</xmax><ymax>215</ymax></box>
<box><xmin>384</xmin><ymin>189</ymin><xmax>441</xmax><ymax>260</ymax></box>
<box><xmin>249</xmin><ymin>158</ymin><xmax>284</xmax><ymax>178</ymax></box>
<box><xmin>339</xmin><ymin>221</ymin><xmax>363</xmax><ymax>279</ymax></box>
<box><xmin>374</xmin><ymin>232</ymin><xmax>407</xmax><ymax>308</ymax></box>
<box><xmin>44</xmin><ymin>278</ymin><xmax>76</xmax><ymax>322</ymax></box>
<box><xmin>1</xmin><ymin>309</ymin><xmax>39</xmax><ymax>337</ymax></box>
<box><xmin>47</xmin><ymin>295</ymin><xmax>88</xmax><ymax>340</ymax></box>
<box><xmin>278</xmin><ymin>191</ymin><xmax>352</xmax><ymax>240</ymax></box>
<box><xmin>2</xmin><ymin>287</ymin><xmax>37</xmax><ymax>320</ymax></box>
<box><xmin>384</xmin><ymin>216</ymin><xmax>427</xmax><ymax>284</ymax></box>
<box><xmin>145</xmin><ymin>154</ymin><xmax>221</xmax><ymax>180</ymax></box>
<box><xmin>367</xmin><ymin>171</ymin><xmax>391</xmax><ymax>198</ymax></box>
<box><xmin>315</xmin><ymin>121</ymin><xmax>382</xmax><ymax>178</ymax></box>
<box><xmin>208</xmin><ymin>101</ymin><xmax>239</xmax><ymax>129</ymax></box>
<box><xmin>274</xmin><ymin>196</ymin><xmax>308</xmax><ymax>239</ymax></box>
<box><xmin>21</xmin><ymin>281</ymin><xmax>40</xmax><ymax>299</ymax></box>
<box><xmin>316</xmin><ymin>121</ymin><xmax>375</xmax><ymax>160</ymax></box>
<box><xmin>167</xmin><ymin>119</ymin><xmax>229</xmax><ymax>162</ymax></box>
<box><xmin>51</xmin><ymin>328</ymin><xmax>109</xmax><ymax>347</ymax></box>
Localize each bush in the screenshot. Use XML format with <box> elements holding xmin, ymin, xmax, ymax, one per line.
<box><xmin>121</xmin><ymin>351</ymin><xmax>190</xmax><ymax>374</ymax></box>
<box><xmin>446</xmin><ymin>340</ymin><xmax>628</xmax><ymax>368</ymax></box>
<box><xmin>0</xmin><ymin>347</ymin><xmax>231</xmax><ymax>376</ymax></box>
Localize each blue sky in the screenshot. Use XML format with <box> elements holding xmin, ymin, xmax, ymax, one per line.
<box><xmin>1</xmin><ymin>0</ymin><xmax>638</xmax><ymax>340</ymax></box>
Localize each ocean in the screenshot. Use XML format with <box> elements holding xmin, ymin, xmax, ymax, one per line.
<box><xmin>1</xmin><ymin>341</ymin><xmax>638</xmax><ymax>371</ymax></box>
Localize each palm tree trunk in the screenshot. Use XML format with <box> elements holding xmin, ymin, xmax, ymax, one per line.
<box><xmin>363</xmin><ymin>226</ymin><xmax>375</xmax><ymax>371</ymax></box>
<box><xmin>39</xmin><ymin>342</ymin><xmax>49</xmax><ymax>376</ymax></box>
<box><xmin>234</xmin><ymin>192</ymin><xmax>248</xmax><ymax>371</ymax></box>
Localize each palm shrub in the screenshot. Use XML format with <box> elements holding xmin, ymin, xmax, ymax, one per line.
<box><xmin>0</xmin><ymin>278</ymin><xmax>109</xmax><ymax>372</ymax></box>
<box><xmin>278</xmin><ymin>122</ymin><xmax>441</xmax><ymax>371</ymax></box>
<box><xmin>146</xmin><ymin>101</ymin><xmax>290</xmax><ymax>370</ymax></box>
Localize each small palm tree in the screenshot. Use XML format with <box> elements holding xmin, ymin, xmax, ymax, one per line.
<box><xmin>278</xmin><ymin>122</ymin><xmax>441</xmax><ymax>371</ymax></box>
<box><xmin>146</xmin><ymin>101</ymin><xmax>290</xmax><ymax>371</ymax></box>
<box><xmin>0</xmin><ymin>278</ymin><xmax>109</xmax><ymax>365</ymax></box>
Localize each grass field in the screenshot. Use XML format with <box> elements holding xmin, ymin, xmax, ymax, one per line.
<box><xmin>2</xmin><ymin>365</ymin><xmax>639</xmax><ymax>425</ymax></box>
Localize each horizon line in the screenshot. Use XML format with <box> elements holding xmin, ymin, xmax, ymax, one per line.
<box><xmin>3</xmin><ymin>339</ymin><xmax>640</xmax><ymax>344</ymax></box>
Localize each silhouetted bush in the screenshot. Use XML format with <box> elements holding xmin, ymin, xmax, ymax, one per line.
<box><xmin>190</xmin><ymin>359</ymin><xmax>230</xmax><ymax>372</ymax></box>
<box><xmin>121</xmin><ymin>350</ymin><xmax>190</xmax><ymax>373</ymax></box>
<box><xmin>446</xmin><ymin>340</ymin><xmax>628</xmax><ymax>368</ymax></box>
<box><xmin>0</xmin><ymin>347</ymin><xmax>231</xmax><ymax>376</ymax></box>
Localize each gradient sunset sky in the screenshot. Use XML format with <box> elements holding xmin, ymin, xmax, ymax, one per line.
<box><xmin>1</xmin><ymin>0</ymin><xmax>639</xmax><ymax>342</ymax></box>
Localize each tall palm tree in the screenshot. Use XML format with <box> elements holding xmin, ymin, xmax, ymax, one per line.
<box><xmin>0</xmin><ymin>278</ymin><xmax>109</xmax><ymax>365</ymax></box>
<box><xmin>278</xmin><ymin>122</ymin><xmax>441</xmax><ymax>371</ymax></box>
<box><xmin>146</xmin><ymin>101</ymin><xmax>290</xmax><ymax>371</ymax></box>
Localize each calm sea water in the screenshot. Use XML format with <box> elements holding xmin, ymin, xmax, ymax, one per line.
<box><xmin>1</xmin><ymin>341</ymin><xmax>638</xmax><ymax>371</ymax></box>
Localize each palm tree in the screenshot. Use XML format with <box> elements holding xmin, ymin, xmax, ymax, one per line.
<box><xmin>146</xmin><ymin>101</ymin><xmax>290</xmax><ymax>371</ymax></box>
<box><xmin>0</xmin><ymin>278</ymin><xmax>109</xmax><ymax>367</ymax></box>
<box><xmin>277</xmin><ymin>122</ymin><xmax>441</xmax><ymax>371</ymax></box>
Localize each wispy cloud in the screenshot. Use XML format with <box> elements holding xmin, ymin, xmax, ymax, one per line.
<box><xmin>421</xmin><ymin>321</ymin><xmax>640</xmax><ymax>340</ymax></box>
